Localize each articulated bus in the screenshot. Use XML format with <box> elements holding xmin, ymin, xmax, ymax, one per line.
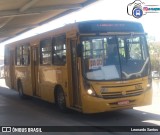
<box><xmin>4</xmin><ymin>20</ymin><xmax>152</xmax><ymax>113</ymax></box>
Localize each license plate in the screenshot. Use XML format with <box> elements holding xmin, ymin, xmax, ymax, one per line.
<box><xmin>118</xmin><ymin>100</ymin><xmax>129</xmax><ymax>105</ymax></box>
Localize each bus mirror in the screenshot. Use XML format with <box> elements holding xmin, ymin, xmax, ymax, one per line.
<box><xmin>77</xmin><ymin>44</ymin><xmax>82</xmax><ymax>57</ymax></box>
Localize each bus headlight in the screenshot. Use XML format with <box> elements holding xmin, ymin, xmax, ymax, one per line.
<box><xmin>87</xmin><ymin>88</ymin><xmax>96</xmax><ymax>96</ymax></box>
<box><xmin>147</xmin><ymin>84</ymin><xmax>151</xmax><ymax>88</ymax></box>
<box><xmin>146</xmin><ymin>83</ymin><xmax>152</xmax><ymax>90</ymax></box>
<box><xmin>146</xmin><ymin>77</ymin><xmax>152</xmax><ymax>91</ymax></box>
<box><xmin>83</xmin><ymin>81</ymin><xmax>97</xmax><ymax>96</ymax></box>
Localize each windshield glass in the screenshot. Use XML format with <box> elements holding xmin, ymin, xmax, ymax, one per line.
<box><xmin>81</xmin><ymin>35</ymin><xmax>150</xmax><ymax>81</ymax></box>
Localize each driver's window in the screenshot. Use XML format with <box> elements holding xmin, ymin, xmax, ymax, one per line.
<box><xmin>128</xmin><ymin>37</ymin><xmax>142</xmax><ymax>60</ymax></box>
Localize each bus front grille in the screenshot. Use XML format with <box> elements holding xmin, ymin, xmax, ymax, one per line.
<box><xmin>101</xmin><ymin>89</ymin><xmax>144</xmax><ymax>99</ymax></box>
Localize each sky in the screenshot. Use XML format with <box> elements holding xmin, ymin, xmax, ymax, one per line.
<box><xmin>0</xmin><ymin>0</ymin><xmax>160</xmax><ymax>56</ymax></box>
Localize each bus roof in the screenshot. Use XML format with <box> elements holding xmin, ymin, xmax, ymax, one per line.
<box><xmin>5</xmin><ymin>20</ymin><xmax>145</xmax><ymax>47</ymax></box>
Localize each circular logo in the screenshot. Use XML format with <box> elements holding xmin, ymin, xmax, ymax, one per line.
<box><xmin>132</xmin><ymin>7</ymin><xmax>143</xmax><ymax>18</ymax></box>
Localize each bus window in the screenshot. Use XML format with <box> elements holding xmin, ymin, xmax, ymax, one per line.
<box><xmin>40</xmin><ymin>38</ymin><xmax>52</xmax><ymax>65</ymax></box>
<box><xmin>22</xmin><ymin>45</ymin><xmax>30</xmax><ymax>65</ymax></box>
<box><xmin>4</xmin><ymin>47</ymin><xmax>9</xmax><ymax>65</ymax></box>
<box><xmin>16</xmin><ymin>46</ymin><xmax>22</xmax><ymax>65</ymax></box>
<box><xmin>53</xmin><ymin>35</ymin><xmax>66</xmax><ymax>65</ymax></box>
<box><xmin>82</xmin><ymin>36</ymin><xmax>121</xmax><ymax>80</ymax></box>
<box><xmin>81</xmin><ymin>35</ymin><xmax>149</xmax><ymax>80</ymax></box>
<box><xmin>15</xmin><ymin>44</ymin><xmax>30</xmax><ymax>66</ymax></box>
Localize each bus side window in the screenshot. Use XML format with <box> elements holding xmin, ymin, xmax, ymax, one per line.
<box><xmin>22</xmin><ymin>45</ymin><xmax>30</xmax><ymax>65</ymax></box>
<box><xmin>40</xmin><ymin>38</ymin><xmax>52</xmax><ymax>65</ymax></box>
<box><xmin>15</xmin><ymin>44</ymin><xmax>30</xmax><ymax>66</ymax></box>
<box><xmin>16</xmin><ymin>46</ymin><xmax>22</xmax><ymax>66</ymax></box>
<box><xmin>21</xmin><ymin>57</ymin><xmax>24</xmax><ymax>65</ymax></box>
<box><xmin>53</xmin><ymin>35</ymin><xmax>66</xmax><ymax>65</ymax></box>
<box><xmin>4</xmin><ymin>47</ymin><xmax>9</xmax><ymax>65</ymax></box>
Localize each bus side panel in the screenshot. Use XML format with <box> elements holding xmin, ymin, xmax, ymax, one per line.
<box><xmin>4</xmin><ymin>47</ymin><xmax>15</xmax><ymax>89</ymax></box>
<box><xmin>38</xmin><ymin>66</ymin><xmax>55</xmax><ymax>102</ymax></box>
<box><xmin>15</xmin><ymin>66</ymin><xmax>33</xmax><ymax>96</ymax></box>
<box><xmin>38</xmin><ymin>66</ymin><xmax>68</xmax><ymax>103</ymax></box>
<box><xmin>4</xmin><ymin>66</ymin><xmax>12</xmax><ymax>88</ymax></box>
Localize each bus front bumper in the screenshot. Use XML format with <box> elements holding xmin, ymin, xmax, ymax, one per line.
<box><xmin>82</xmin><ymin>88</ymin><xmax>152</xmax><ymax>113</ymax></box>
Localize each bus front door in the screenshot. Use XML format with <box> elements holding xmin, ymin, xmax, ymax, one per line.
<box><xmin>31</xmin><ymin>46</ymin><xmax>40</xmax><ymax>97</ymax></box>
<box><xmin>70</xmin><ymin>39</ymin><xmax>82</xmax><ymax>109</ymax></box>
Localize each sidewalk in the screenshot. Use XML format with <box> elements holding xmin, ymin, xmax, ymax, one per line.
<box><xmin>134</xmin><ymin>79</ymin><xmax>160</xmax><ymax>115</ymax></box>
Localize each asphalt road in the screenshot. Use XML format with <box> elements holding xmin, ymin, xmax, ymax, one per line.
<box><xmin>0</xmin><ymin>79</ymin><xmax>159</xmax><ymax>135</ymax></box>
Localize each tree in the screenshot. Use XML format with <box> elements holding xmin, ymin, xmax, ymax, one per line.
<box><xmin>148</xmin><ymin>41</ymin><xmax>160</xmax><ymax>72</ymax></box>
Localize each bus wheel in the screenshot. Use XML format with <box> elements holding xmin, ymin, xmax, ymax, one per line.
<box><xmin>56</xmin><ymin>88</ymin><xmax>66</xmax><ymax>111</ymax></box>
<box><xmin>18</xmin><ymin>81</ymin><xmax>26</xmax><ymax>99</ymax></box>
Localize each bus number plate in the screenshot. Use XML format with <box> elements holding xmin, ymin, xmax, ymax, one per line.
<box><xmin>118</xmin><ymin>100</ymin><xmax>129</xmax><ymax>105</ymax></box>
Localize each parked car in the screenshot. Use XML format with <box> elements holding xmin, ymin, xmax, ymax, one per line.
<box><xmin>152</xmin><ymin>71</ymin><xmax>160</xmax><ymax>79</ymax></box>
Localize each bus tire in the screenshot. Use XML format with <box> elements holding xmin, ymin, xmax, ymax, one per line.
<box><xmin>17</xmin><ymin>81</ymin><xmax>27</xmax><ymax>99</ymax></box>
<box><xmin>55</xmin><ymin>88</ymin><xmax>66</xmax><ymax>112</ymax></box>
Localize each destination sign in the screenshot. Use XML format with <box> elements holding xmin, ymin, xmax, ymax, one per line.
<box><xmin>78</xmin><ymin>20</ymin><xmax>144</xmax><ymax>33</ymax></box>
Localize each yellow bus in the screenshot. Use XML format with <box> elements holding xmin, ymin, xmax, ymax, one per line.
<box><xmin>4</xmin><ymin>20</ymin><xmax>152</xmax><ymax>113</ymax></box>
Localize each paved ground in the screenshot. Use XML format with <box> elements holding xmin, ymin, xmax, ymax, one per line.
<box><xmin>0</xmin><ymin>79</ymin><xmax>159</xmax><ymax>135</ymax></box>
<box><xmin>135</xmin><ymin>79</ymin><xmax>160</xmax><ymax>116</ymax></box>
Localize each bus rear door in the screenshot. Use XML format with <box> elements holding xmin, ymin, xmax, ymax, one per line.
<box><xmin>31</xmin><ymin>45</ymin><xmax>40</xmax><ymax>97</ymax></box>
<box><xmin>9</xmin><ymin>50</ymin><xmax>15</xmax><ymax>89</ymax></box>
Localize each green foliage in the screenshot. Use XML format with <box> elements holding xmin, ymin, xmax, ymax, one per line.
<box><xmin>148</xmin><ymin>41</ymin><xmax>160</xmax><ymax>72</ymax></box>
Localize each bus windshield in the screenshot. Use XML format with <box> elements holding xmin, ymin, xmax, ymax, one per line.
<box><xmin>81</xmin><ymin>35</ymin><xmax>150</xmax><ymax>81</ymax></box>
